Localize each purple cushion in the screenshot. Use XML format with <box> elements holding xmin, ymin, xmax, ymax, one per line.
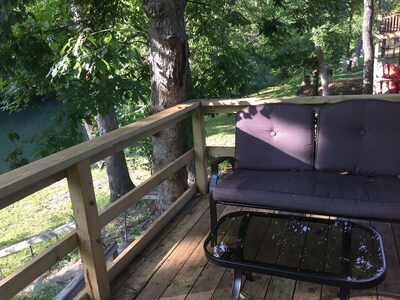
<box><xmin>315</xmin><ymin>99</ymin><xmax>400</xmax><ymax>176</ymax></box>
<box><xmin>235</xmin><ymin>103</ymin><xmax>315</xmax><ymax>171</ymax></box>
<box><xmin>212</xmin><ymin>170</ymin><xmax>400</xmax><ymax>220</ymax></box>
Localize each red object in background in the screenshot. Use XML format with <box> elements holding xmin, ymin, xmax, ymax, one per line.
<box><xmin>388</xmin><ymin>80</ymin><xmax>398</xmax><ymax>93</ymax></box>
<box><xmin>389</xmin><ymin>64</ymin><xmax>399</xmax><ymax>78</ymax></box>
<box><xmin>383</xmin><ymin>62</ymin><xmax>390</xmax><ymax>78</ymax></box>
<box><xmin>383</xmin><ymin>63</ymin><xmax>399</xmax><ymax>79</ymax></box>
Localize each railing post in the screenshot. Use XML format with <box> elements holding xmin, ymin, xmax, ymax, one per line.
<box><xmin>67</xmin><ymin>160</ymin><xmax>110</xmax><ymax>299</ymax></box>
<box><xmin>192</xmin><ymin>107</ymin><xmax>208</xmax><ymax>194</ymax></box>
<box><xmin>377</xmin><ymin>12</ymin><xmax>383</xmax><ymax>33</ymax></box>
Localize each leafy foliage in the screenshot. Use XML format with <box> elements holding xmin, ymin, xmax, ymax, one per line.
<box><xmin>0</xmin><ymin>0</ymin><xmax>372</xmax><ymax>168</ymax></box>
<box><xmin>0</xmin><ymin>0</ymin><xmax>151</xmax><ymax>169</ymax></box>
<box><xmin>186</xmin><ymin>0</ymin><xmax>269</xmax><ymax>98</ymax></box>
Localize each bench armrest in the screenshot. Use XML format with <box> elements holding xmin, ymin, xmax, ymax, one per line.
<box><xmin>209</xmin><ymin>157</ymin><xmax>235</xmax><ymax>201</ymax></box>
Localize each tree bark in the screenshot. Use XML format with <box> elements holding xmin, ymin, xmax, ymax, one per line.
<box><xmin>346</xmin><ymin>13</ymin><xmax>353</xmax><ymax>59</ymax></box>
<box><xmin>144</xmin><ymin>0</ymin><xmax>189</xmax><ymax>211</ymax></box>
<box><xmin>353</xmin><ymin>39</ymin><xmax>363</xmax><ymax>68</ymax></box>
<box><xmin>314</xmin><ymin>44</ymin><xmax>329</xmax><ymax>96</ymax></box>
<box><xmin>96</xmin><ymin>106</ymin><xmax>135</xmax><ymax>202</ymax></box>
<box><xmin>362</xmin><ymin>0</ymin><xmax>374</xmax><ymax>94</ymax></box>
<box><xmin>312</xmin><ymin>69</ymin><xmax>319</xmax><ymax>96</ymax></box>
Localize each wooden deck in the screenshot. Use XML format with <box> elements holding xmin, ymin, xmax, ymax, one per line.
<box><xmin>111</xmin><ymin>195</ymin><xmax>400</xmax><ymax>300</ymax></box>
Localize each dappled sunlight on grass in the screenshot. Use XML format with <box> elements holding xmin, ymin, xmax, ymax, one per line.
<box><xmin>205</xmin><ymin>114</ymin><xmax>235</xmax><ymax>147</ymax></box>
<box><xmin>331</xmin><ymin>69</ymin><xmax>363</xmax><ymax>82</ymax></box>
<box><xmin>252</xmin><ymin>84</ymin><xmax>298</xmax><ymax>98</ymax></box>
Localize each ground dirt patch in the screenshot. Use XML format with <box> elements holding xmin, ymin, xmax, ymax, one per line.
<box><xmin>297</xmin><ymin>78</ymin><xmax>363</xmax><ymax>96</ymax></box>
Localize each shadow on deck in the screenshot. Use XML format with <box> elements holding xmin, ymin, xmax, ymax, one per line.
<box><xmin>110</xmin><ymin>194</ymin><xmax>400</xmax><ymax>300</ymax></box>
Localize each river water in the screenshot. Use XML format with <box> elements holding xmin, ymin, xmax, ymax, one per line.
<box><xmin>0</xmin><ymin>101</ymin><xmax>64</xmax><ymax>174</ymax></box>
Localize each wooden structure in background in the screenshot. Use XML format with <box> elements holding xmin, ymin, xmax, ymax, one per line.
<box><xmin>374</xmin><ymin>12</ymin><xmax>400</xmax><ymax>93</ymax></box>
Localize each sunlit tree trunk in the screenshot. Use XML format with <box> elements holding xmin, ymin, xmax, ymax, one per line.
<box><xmin>315</xmin><ymin>44</ymin><xmax>329</xmax><ymax>96</ymax></box>
<box><xmin>97</xmin><ymin>106</ymin><xmax>135</xmax><ymax>202</ymax></box>
<box><xmin>144</xmin><ymin>0</ymin><xmax>189</xmax><ymax>211</ymax></box>
<box><xmin>362</xmin><ymin>0</ymin><xmax>374</xmax><ymax>94</ymax></box>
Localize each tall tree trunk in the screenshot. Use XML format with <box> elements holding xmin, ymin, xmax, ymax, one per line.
<box><xmin>312</xmin><ymin>69</ymin><xmax>319</xmax><ymax>96</ymax></box>
<box><xmin>362</xmin><ymin>0</ymin><xmax>374</xmax><ymax>94</ymax></box>
<box><xmin>314</xmin><ymin>44</ymin><xmax>329</xmax><ymax>96</ymax></box>
<box><xmin>144</xmin><ymin>0</ymin><xmax>189</xmax><ymax>211</ymax></box>
<box><xmin>353</xmin><ymin>39</ymin><xmax>363</xmax><ymax>68</ymax></box>
<box><xmin>97</xmin><ymin>106</ymin><xmax>135</xmax><ymax>202</ymax></box>
<box><xmin>346</xmin><ymin>13</ymin><xmax>353</xmax><ymax>59</ymax></box>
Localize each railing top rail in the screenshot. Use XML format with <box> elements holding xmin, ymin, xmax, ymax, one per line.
<box><xmin>379</xmin><ymin>12</ymin><xmax>400</xmax><ymax>17</ymax></box>
<box><xmin>0</xmin><ymin>102</ymin><xmax>199</xmax><ymax>209</ymax></box>
<box><xmin>196</xmin><ymin>94</ymin><xmax>400</xmax><ymax>111</ymax></box>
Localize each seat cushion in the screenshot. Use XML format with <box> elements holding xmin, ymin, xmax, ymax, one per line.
<box><xmin>212</xmin><ymin>170</ymin><xmax>400</xmax><ymax>221</ymax></box>
<box><xmin>316</xmin><ymin>99</ymin><xmax>400</xmax><ymax>176</ymax></box>
<box><xmin>235</xmin><ymin>103</ymin><xmax>315</xmax><ymax>171</ymax></box>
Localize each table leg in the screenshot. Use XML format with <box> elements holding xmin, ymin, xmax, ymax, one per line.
<box><xmin>231</xmin><ymin>269</ymin><xmax>242</xmax><ymax>300</ymax></box>
<box><xmin>339</xmin><ymin>288</ymin><xmax>350</xmax><ymax>300</ymax></box>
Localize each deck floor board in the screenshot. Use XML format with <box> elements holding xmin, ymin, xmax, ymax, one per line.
<box><xmin>112</xmin><ymin>195</ymin><xmax>400</xmax><ymax>300</ymax></box>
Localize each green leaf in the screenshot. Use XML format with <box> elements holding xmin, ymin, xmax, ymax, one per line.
<box><xmin>60</xmin><ymin>43</ymin><xmax>69</xmax><ymax>56</ymax></box>
<box><xmin>73</xmin><ymin>61</ymin><xmax>81</xmax><ymax>70</ymax></box>
<box><xmin>103</xmin><ymin>33</ymin><xmax>113</xmax><ymax>44</ymax></box>
<box><xmin>95</xmin><ymin>58</ymin><xmax>111</xmax><ymax>72</ymax></box>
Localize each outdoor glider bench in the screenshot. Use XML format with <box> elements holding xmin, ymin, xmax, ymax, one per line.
<box><xmin>209</xmin><ymin>99</ymin><xmax>400</xmax><ymax>229</ymax></box>
<box><xmin>205</xmin><ymin>99</ymin><xmax>399</xmax><ymax>300</ymax></box>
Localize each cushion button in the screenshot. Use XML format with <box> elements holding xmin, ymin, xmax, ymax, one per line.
<box><xmin>271</xmin><ymin>131</ymin><xmax>277</xmax><ymax>136</ymax></box>
<box><xmin>360</xmin><ymin>130</ymin><xmax>366</xmax><ymax>136</ymax></box>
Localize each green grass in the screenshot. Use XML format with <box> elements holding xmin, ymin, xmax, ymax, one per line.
<box><xmin>330</xmin><ymin>69</ymin><xmax>363</xmax><ymax>82</ymax></box>
<box><xmin>205</xmin><ymin>114</ymin><xmax>236</xmax><ymax>147</ymax></box>
<box><xmin>250</xmin><ymin>75</ymin><xmax>302</xmax><ymax>98</ymax></box>
<box><xmin>14</xmin><ymin>277</ymin><xmax>64</xmax><ymax>300</ymax></box>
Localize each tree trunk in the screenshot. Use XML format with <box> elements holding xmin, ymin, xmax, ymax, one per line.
<box><xmin>314</xmin><ymin>44</ymin><xmax>329</xmax><ymax>96</ymax></box>
<box><xmin>96</xmin><ymin>106</ymin><xmax>135</xmax><ymax>202</ymax></box>
<box><xmin>353</xmin><ymin>39</ymin><xmax>363</xmax><ymax>68</ymax></box>
<box><xmin>312</xmin><ymin>69</ymin><xmax>319</xmax><ymax>96</ymax></box>
<box><xmin>144</xmin><ymin>0</ymin><xmax>189</xmax><ymax>212</ymax></box>
<box><xmin>362</xmin><ymin>0</ymin><xmax>374</xmax><ymax>94</ymax></box>
<box><xmin>346</xmin><ymin>13</ymin><xmax>353</xmax><ymax>59</ymax></box>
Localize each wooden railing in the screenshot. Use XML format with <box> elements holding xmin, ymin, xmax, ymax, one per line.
<box><xmin>0</xmin><ymin>102</ymin><xmax>207</xmax><ymax>299</ymax></box>
<box><xmin>378</xmin><ymin>12</ymin><xmax>400</xmax><ymax>34</ymax></box>
<box><xmin>1</xmin><ymin>94</ymin><xmax>400</xmax><ymax>299</ymax></box>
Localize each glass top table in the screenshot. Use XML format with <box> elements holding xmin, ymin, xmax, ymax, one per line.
<box><xmin>204</xmin><ymin>211</ymin><xmax>386</xmax><ymax>300</ymax></box>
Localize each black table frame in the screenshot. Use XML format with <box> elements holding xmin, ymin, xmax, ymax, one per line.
<box><xmin>204</xmin><ymin>211</ymin><xmax>387</xmax><ymax>300</ymax></box>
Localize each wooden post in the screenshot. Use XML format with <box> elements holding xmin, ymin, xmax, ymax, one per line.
<box><xmin>373</xmin><ymin>40</ymin><xmax>381</xmax><ymax>94</ymax></box>
<box><xmin>192</xmin><ymin>108</ymin><xmax>208</xmax><ymax>194</ymax></box>
<box><xmin>67</xmin><ymin>160</ymin><xmax>110</xmax><ymax>299</ymax></box>
<box><xmin>377</xmin><ymin>11</ymin><xmax>382</xmax><ymax>33</ymax></box>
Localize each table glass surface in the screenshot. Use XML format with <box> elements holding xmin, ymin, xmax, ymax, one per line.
<box><xmin>204</xmin><ymin>211</ymin><xmax>386</xmax><ymax>285</ymax></box>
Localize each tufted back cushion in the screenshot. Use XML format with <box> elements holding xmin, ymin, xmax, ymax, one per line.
<box><xmin>235</xmin><ymin>103</ymin><xmax>315</xmax><ymax>171</ymax></box>
<box><xmin>315</xmin><ymin>99</ymin><xmax>400</xmax><ymax>176</ymax></box>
